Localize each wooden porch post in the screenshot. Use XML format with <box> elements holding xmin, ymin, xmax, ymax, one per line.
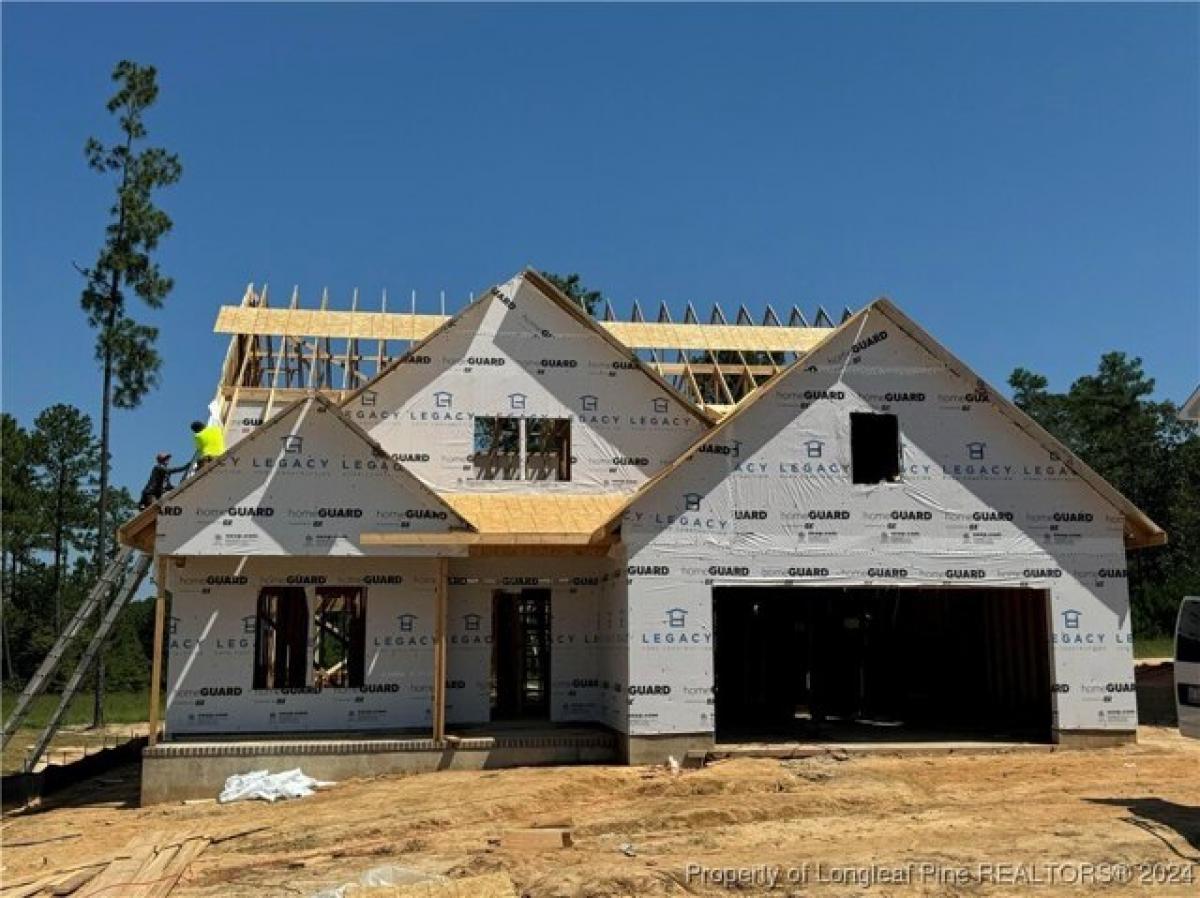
<box><xmin>432</xmin><ymin>556</ymin><xmax>448</xmax><ymax>741</ymax></box>
<box><xmin>147</xmin><ymin>556</ymin><xmax>167</xmax><ymax>747</ymax></box>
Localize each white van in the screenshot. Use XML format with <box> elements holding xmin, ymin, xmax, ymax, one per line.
<box><xmin>1176</xmin><ymin>596</ymin><xmax>1200</xmax><ymax>739</ymax></box>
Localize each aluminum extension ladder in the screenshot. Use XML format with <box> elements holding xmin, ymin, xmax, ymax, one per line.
<box><xmin>1</xmin><ymin>546</ymin><xmax>152</xmax><ymax>772</ymax></box>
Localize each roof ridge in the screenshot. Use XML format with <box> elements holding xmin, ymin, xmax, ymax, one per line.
<box><xmin>588</xmin><ymin>303</ymin><xmax>871</xmax><ymax>540</ymax></box>
<box><xmin>338</xmin><ymin>269</ymin><xmax>716</xmax><ymax>425</ymax></box>
<box><xmin>591</xmin><ymin>299</ymin><xmax>1165</xmax><ymax>550</ymax></box>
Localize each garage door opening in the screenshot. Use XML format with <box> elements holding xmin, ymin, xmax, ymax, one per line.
<box><xmin>713</xmin><ymin>586</ymin><xmax>1052</xmax><ymax>743</ymax></box>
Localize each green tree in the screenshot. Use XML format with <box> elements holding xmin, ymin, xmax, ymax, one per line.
<box><xmin>1009</xmin><ymin>354</ymin><xmax>1200</xmax><ymax>636</ymax></box>
<box><xmin>77</xmin><ymin>60</ymin><xmax>181</xmax><ymax>724</ymax></box>
<box><xmin>1008</xmin><ymin>368</ymin><xmax>1077</xmax><ymax>447</ymax></box>
<box><xmin>1</xmin><ymin>409</ymin><xmax>152</xmax><ymax>696</ymax></box>
<box><xmin>30</xmin><ymin>405</ymin><xmax>99</xmax><ymax>634</ymax></box>
<box><xmin>542</xmin><ymin>272</ymin><xmax>603</xmax><ymax>317</ymax></box>
<box><xmin>79</xmin><ymin>486</ymin><xmax>138</xmax><ymax>568</ymax></box>
<box><xmin>2</xmin><ymin>414</ymin><xmax>43</xmax><ymax>682</ymax></box>
<box><xmin>2</xmin><ymin>414</ymin><xmax>43</xmax><ymax>577</ymax></box>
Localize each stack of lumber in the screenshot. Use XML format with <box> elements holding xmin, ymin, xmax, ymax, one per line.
<box><xmin>1</xmin><ymin>825</ymin><xmax>262</xmax><ymax>898</ymax></box>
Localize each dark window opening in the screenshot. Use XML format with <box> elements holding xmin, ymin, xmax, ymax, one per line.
<box><xmin>850</xmin><ymin>412</ymin><xmax>901</xmax><ymax>484</ymax></box>
<box><xmin>473</xmin><ymin>417</ymin><xmax>521</xmax><ymax>480</ymax></box>
<box><xmin>473</xmin><ymin>417</ymin><xmax>571</xmax><ymax>481</ymax></box>
<box><xmin>525</xmin><ymin>418</ymin><xmax>571</xmax><ymax>481</ymax></box>
<box><xmin>253</xmin><ymin>587</ymin><xmax>309</xmax><ymax>689</ymax></box>
<box><xmin>312</xmin><ymin>587</ymin><xmax>367</xmax><ymax>688</ymax></box>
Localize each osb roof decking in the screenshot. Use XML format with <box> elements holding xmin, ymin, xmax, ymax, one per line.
<box><xmin>440</xmin><ymin>493</ymin><xmax>628</xmax><ymax>535</ymax></box>
<box><xmin>359</xmin><ymin>493</ymin><xmax>625</xmax><ymax>553</ymax></box>
<box><xmin>215</xmin><ymin>306</ymin><xmax>830</xmax><ymax>354</ymax></box>
<box><xmin>120</xmin><ymin>487</ymin><xmax>627</xmax><ymax>554</ymax></box>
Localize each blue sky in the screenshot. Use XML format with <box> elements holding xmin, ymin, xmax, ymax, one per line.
<box><xmin>3</xmin><ymin>3</ymin><xmax>1197</xmax><ymax>495</ymax></box>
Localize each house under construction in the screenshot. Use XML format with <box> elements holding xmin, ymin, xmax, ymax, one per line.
<box><xmin>115</xmin><ymin>269</ymin><xmax>1163</xmax><ymax>803</ymax></box>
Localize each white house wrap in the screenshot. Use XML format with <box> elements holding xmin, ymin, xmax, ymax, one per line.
<box><xmin>123</xmin><ymin>270</ymin><xmax>1160</xmax><ymax>760</ymax></box>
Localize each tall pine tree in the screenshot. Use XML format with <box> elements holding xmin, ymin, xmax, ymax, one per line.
<box><xmin>78</xmin><ymin>60</ymin><xmax>181</xmax><ymax>725</ymax></box>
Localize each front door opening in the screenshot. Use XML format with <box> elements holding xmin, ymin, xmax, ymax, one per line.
<box><xmin>253</xmin><ymin>587</ymin><xmax>309</xmax><ymax>689</ymax></box>
<box><xmin>491</xmin><ymin>588</ymin><xmax>551</xmax><ymax>719</ymax></box>
<box><xmin>713</xmin><ymin>586</ymin><xmax>1052</xmax><ymax>742</ymax></box>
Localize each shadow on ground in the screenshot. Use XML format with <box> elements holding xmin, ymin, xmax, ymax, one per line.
<box><xmin>4</xmin><ymin>760</ymin><xmax>140</xmax><ymax>815</ymax></box>
<box><xmin>1087</xmin><ymin>797</ymin><xmax>1200</xmax><ymax>858</ymax></box>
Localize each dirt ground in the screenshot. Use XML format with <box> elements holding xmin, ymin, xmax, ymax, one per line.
<box><xmin>2</xmin><ymin>726</ymin><xmax>1198</xmax><ymax>897</ymax></box>
<box><xmin>2</xmin><ymin>723</ymin><xmax>150</xmax><ymax>775</ymax></box>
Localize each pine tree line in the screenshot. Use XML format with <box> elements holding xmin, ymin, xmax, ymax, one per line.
<box><xmin>1</xmin><ymin>406</ymin><xmax>153</xmax><ymax>691</ymax></box>
<box><xmin>1011</xmin><ymin>354</ymin><xmax>1200</xmax><ymax>636</ymax></box>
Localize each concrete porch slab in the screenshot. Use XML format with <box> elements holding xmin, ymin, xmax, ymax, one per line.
<box><xmin>142</xmin><ymin>725</ymin><xmax>617</xmax><ymax>805</ymax></box>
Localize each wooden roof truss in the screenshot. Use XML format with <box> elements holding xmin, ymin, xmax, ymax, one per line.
<box><xmin>212</xmin><ymin>282</ymin><xmax>852</xmax><ymax>431</ymax></box>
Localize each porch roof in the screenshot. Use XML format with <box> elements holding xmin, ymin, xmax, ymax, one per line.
<box><xmin>360</xmin><ymin>493</ymin><xmax>626</xmax><ymax>552</ymax></box>
<box><xmin>439</xmin><ymin>493</ymin><xmax>628</xmax><ymax>534</ymax></box>
<box><xmin>119</xmin><ymin>492</ymin><xmax>628</xmax><ymax>555</ymax></box>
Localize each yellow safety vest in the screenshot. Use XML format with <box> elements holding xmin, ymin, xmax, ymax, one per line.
<box><xmin>194</xmin><ymin>423</ymin><xmax>226</xmax><ymax>459</ymax></box>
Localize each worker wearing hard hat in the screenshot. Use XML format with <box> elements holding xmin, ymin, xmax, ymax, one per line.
<box><xmin>191</xmin><ymin>420</ymin><xmax>226</xmax><ymax>468</ymax></box>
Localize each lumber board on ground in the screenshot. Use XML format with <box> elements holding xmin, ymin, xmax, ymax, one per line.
<box><xmin>47</xmin><ymin>866</ymin><xmax>103</xmax><ymax>896</ymax></box>
<box><xmin>490</xmin><ymin>827</ymin><xmax>574</xmax><ymax>849</ymax></box>
<box><xmin>3</xmin><ymin>834</ymin><xmax>81</xmax><ymax>848</ymax></box>
<box><xmin>120</xmin><ymin>843</ymin><xmax>179</xmax><ymax>898</ymax></box>
<box><xmin>140</xmin><ymin>837</ymin><xmax>210</xmax><ymax>898</ymax></box>
<box><xmin>3</xmin><ymin>883</ymin><xmax>50</xmax><ymax>898</ymax></box>
<box><xmin>1</xmin><ymin>877</ymin><xmax>59</xmax><ymax>898</ymax></box>
<box><xmin>0</xmin><ymin>826</ymin><xmax>229</xmax><ymax>895</ymax></box>
<box><xmin>76</xmin><ymin>840</ymin><xmax>157</xmax><ymax>898</ymax></box>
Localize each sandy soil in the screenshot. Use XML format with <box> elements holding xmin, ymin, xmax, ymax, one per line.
<box><xmin>2</xmin><ymin>726</ymin><xmax>1198</xmax><ymax>897</ymax></box>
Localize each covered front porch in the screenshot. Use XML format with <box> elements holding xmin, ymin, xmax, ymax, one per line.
<box><xmin>118</xmin><ymin>488</ymin><xmax>630</xmax><ymax>738</ymax></box>
<box><xmin>122</xmin><ymin>492</ymin><xmax>632</xmax><ymax>804</ymax></box>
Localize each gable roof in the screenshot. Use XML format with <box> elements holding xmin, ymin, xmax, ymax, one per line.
<box><xmin>118</xmin><ymin>392</ymin><xmax>473</xmax><ymax>552</ymax></box>
<box><xmin>592</xmin><ymin>298</ymin><xmax>1166</xmax><ymax>550</ymax></box>
<box><xmin>1181</xmin><ymin>384</ymin><xmax>1200</xmax><ymax>422</ymax></box>
<box><xmin>340</xmin><ymin>268</ymin><xmax>715</xmax><ymax>425</ymax></box>
<box><xmin>117</xmin><ymin>392</ymin><xmax>630</xmax><ymax>552</ymax></box>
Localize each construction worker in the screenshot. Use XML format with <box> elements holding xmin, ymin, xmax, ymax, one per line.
<box><xmin>191</xmin><ymin>419</ymin><xmax>226</xmax><ymax>469</ymax></box>
<box><xmin>138</xmin><ymin>452</ymin><xmax>190</xmax><ymax>509</ymax></box>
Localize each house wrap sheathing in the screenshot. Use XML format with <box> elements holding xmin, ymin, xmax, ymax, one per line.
<box><xmin>122</xmin><ymin>270</ymin><xmax>1163</xmax><ymax>762</ymax></box>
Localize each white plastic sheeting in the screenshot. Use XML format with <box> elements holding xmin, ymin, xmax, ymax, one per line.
<box><xmin>310</xmin><ymin>866</ymin><xmax>445</xmax><ymax>898</ymax></box>
<box><xmin>218</xmin><ymin>768</ymin><xmax>334</xmax><ymax>803</ymax></box>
